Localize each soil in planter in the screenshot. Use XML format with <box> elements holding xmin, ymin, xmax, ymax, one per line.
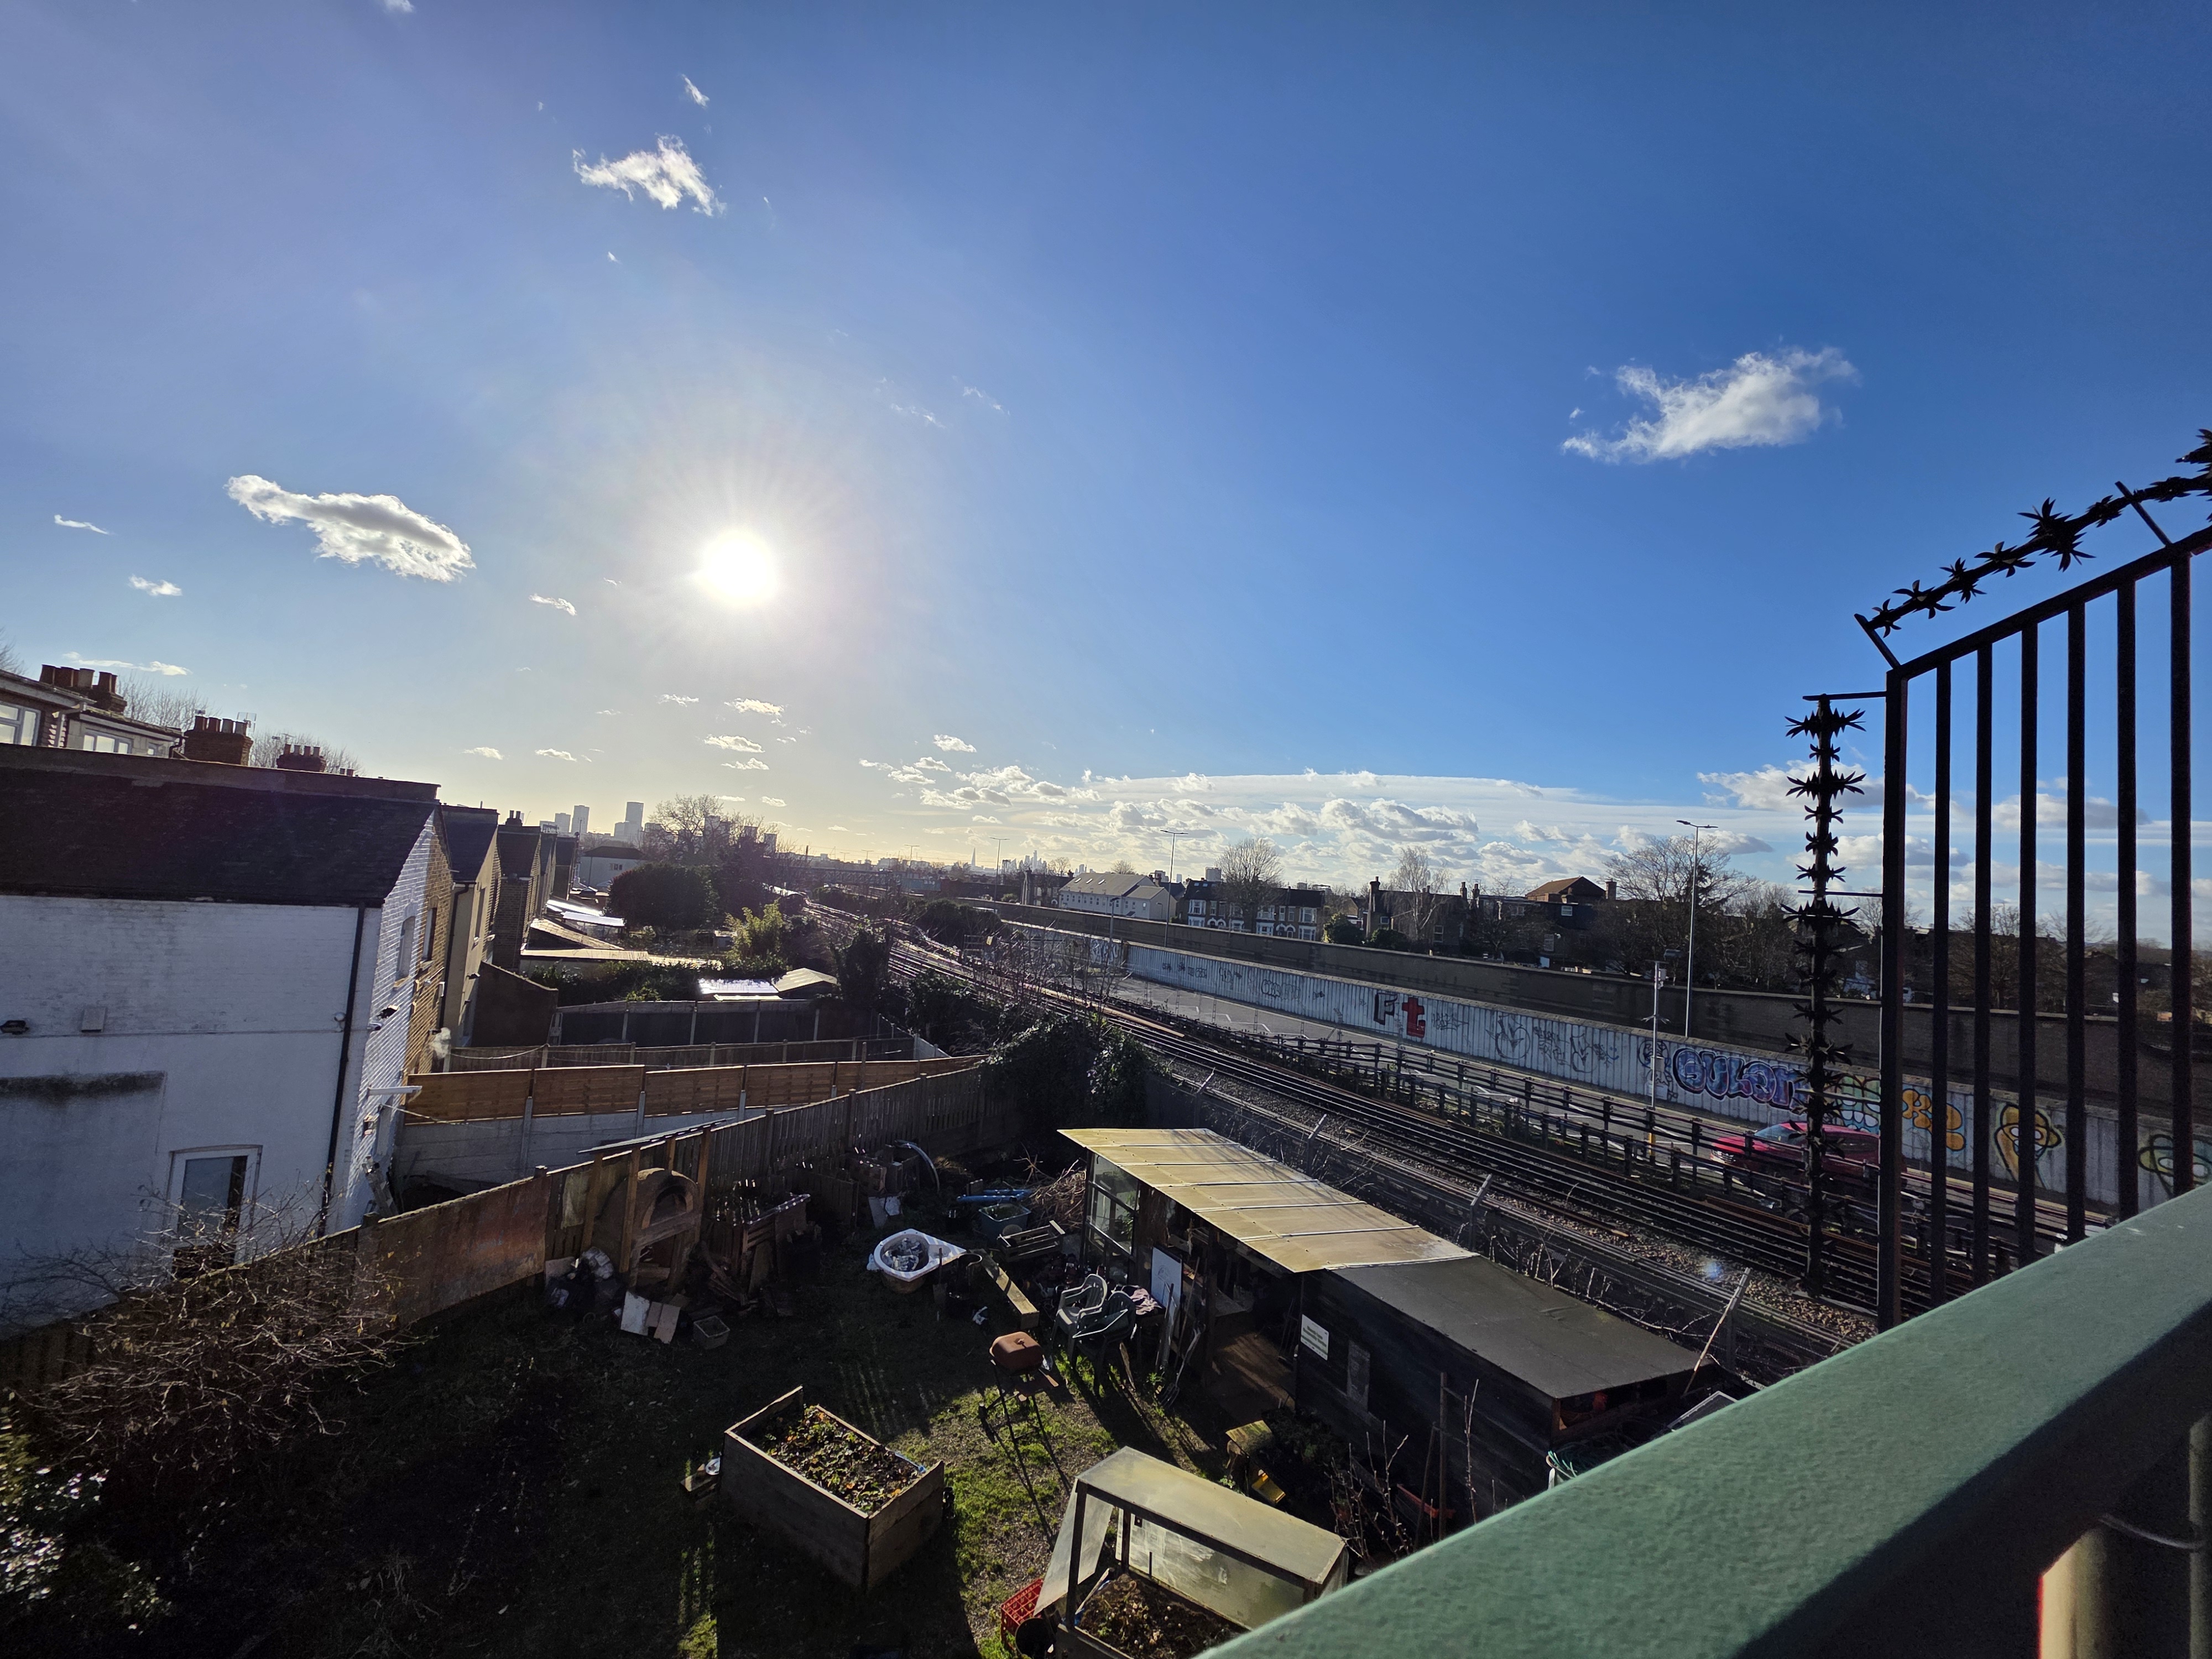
<box><xmin>1078</xmin><ymin>1573</ymin><xmax>1241</xmax><ymax>1659</ymax></box>
<box><xmin>759</xmin><ymin>1406</ymin><xmax>919</xmax><ymax>1514</ymax></box>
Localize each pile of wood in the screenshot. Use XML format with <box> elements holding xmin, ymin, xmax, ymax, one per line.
<box><xmin>1026</xmin><ymin>1160</ymin><xmax>1086</xmax><ymax>1231</ymax></box>
<box><xmin>703</xmin><ymin>1192</ymin><xmax>812</xmax><ymax>1316</ymax></box>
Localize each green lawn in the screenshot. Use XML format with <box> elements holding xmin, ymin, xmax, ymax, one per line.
<box><xmin>6</xmin><ymin>1232</ymin><xmax>1242</xmax><ymax>1658</ymax></box>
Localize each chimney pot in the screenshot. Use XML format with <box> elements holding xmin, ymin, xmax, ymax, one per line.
<box><xmin>182</xmin><ymin>713</ymin><xmax>253</xmax><ymax>766</ymax></box>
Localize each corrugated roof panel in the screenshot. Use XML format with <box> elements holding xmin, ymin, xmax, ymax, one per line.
<box><xmin>1063</xmin><ymin>1128</ymin><xmax>1468</xmax><ymax>1272</ymax></box>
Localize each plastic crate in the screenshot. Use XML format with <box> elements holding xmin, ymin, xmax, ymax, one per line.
<box><xmin>998</xmin><ymin>1576</ymin><xmax>1042</xmax><ymax>1648</ymax></box>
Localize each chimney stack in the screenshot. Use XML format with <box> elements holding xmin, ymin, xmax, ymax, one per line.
<box><xmin>38</xmin><ymin>665</ymin><xmax>127</xmax><ymax>713</ymax></box>
<box><xmin>183</xmin><ymin>714</ymin><xmax>252</xmax><ymax>766</ymax></box>
<box><xmin>274</xmin><ymin>744</ymin><xmax>327</xmax><ymax>773</ymax></box>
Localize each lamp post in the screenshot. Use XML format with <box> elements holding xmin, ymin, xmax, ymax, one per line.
<box><xmin>1677</xmin><ymin>820</ymin><xmax>1717</xmax><ymax>1040</ymax></box>
<box><xmin>1163</xmin><ymin>830</ymin><xmax>1195</xmax><ymax>885</ymax></box>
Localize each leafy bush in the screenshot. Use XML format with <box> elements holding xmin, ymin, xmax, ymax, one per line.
<box><xmin>1323</xmin><ymin>917</ymin><xmax>1364</xmax><ymax>946</ymax></box>
<box><xmin>985</xmin><ymin>1012</ymin><xmax>1147</xmax><ymax>1130</ymax></box>
<box><xmin>906</xmin><ymin>969</ymin><xmax>1005</xmax><ymax>1053</ymax></box>
<box><xmin>837</xmin><ymin>927</ymin><xmax>897</xmax><ymax>1015</ymax></box>
<box><xmin>607</xmin><ymin>863</ymin><xmax>721</xmax><ymax>931</ymax></box>
<box><xmin>721</xmin><ymin>906</ymin><xmax>791</xmax><ymax>978</ymax></box>
<box><xmin>1368</xmin><ymin>927</ymin><xmax>1410</xmax><ymax>951</ymax></box>
<box><xmin>911</xmin><ymin>899</ymin><xmax>994</xmax><ymax>946</ymax></box>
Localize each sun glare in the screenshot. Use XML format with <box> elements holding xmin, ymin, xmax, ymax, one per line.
<box><xmin>698</xmin><ymin>529</ymin><xmax>779</xmax><ymax>604</ymax></box>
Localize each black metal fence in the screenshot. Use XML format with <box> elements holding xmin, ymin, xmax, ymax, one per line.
<box><xmin>1831</xmin><ymin>434</ymin><xmax>2212</xmax><ymax>1326</ymax></box>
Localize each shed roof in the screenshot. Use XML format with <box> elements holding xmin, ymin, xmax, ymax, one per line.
<box><xmin>1332</xmin><ymin>1255</ymin><xmax>1700</xmax><ymax>1401</ymax></box>
<box><xmin>1061</xmin><ymin>1128</ymin><xmax>1468</xmax><ymax>1274</ymax></box>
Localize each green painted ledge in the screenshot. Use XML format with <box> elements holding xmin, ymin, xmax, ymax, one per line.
<box><xmin>1211</xmin><ymin>1187</ymin><xmax>2212</xmax><ymax>1659</ymax></box>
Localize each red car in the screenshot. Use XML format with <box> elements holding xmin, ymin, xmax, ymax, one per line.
<box><xmin>1712</xmin><ymin>1120</ymin><xmax>1880</xmax><ymax>1188</ymax></box>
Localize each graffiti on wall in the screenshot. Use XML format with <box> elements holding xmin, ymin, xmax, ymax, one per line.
<box><xmin>2138</xmin><ymin>1133</ymin><xmax>2212</xmax><ymax>1192</ymax></box>
<box><xmin>1114</xmin><ymin>938</ymin><xmax>2139</xmax><ymax>1207</ymax></box>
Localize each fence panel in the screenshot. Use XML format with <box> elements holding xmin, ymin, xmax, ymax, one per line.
<box><xmin>526</xmin><ymin>1066</ymin><xmax>648</xmax><ymax>1118</ymax></box>
<box><xmin>406</xmin><ymin>1068</ymin><xmax>532</xmax><ymax>1123</ymax></box>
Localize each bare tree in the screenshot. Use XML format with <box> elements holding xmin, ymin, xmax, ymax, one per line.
<box><xmin>1390</xmin><ymin>846</ymin><xmax>1444</xmax><ymax>946</ymax></box>
<box><xmin>1601</xmin><ymin>836</ymin><xmax>1754</xmax><ymax>982</ymax></box>
<box><xmin>3</xmin><ymin>1188</ymin><xmax>408</xmax><ymax>1518</ymax></box>
<box><xmin>0</xmin><ymin>630</ymin><xmax>23</xmax><ymax>677</ymax></box>
<box><xmin>654</xmin><ymin>794</ymin><xmax>719</xmax><ymax>841</ymax></box>
<box><xmin>114</xmin><ymin>672</ymin><xmax>200</xmax><ymax>735</ymax></box>
<box><xmin>1110</xmin><ymin>857</ymin><xmax>1136</xmax><ymax>875</ymax></box>
<box><xmin>248</xmin><ymin>729</ymin><xmax>360</xmax><ymax>773</ymax></box>
<box><xmin>1218</xmin><ymin>836</ymin><xmax>1283</xmax><ymax>931</ymax></box>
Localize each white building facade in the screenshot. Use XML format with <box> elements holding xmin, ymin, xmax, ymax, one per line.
<box><xmin>0</xmin><ymin>747</ymin><xmax>439</xmax><ymax>1329</ymax></box>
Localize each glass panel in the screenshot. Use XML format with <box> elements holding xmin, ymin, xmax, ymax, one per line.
<box><xmin>178</xmin><ymin>1155</ymin><xmax>247</xmax><ymax>1236</ymax></box>
<box><xmin>1126</xmin><ymin>1515</ymin><xmax>1306</xmax><ymax>1630</ymax></box>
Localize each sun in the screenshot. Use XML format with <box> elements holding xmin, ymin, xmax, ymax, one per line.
<box><xmin>698</xmin><ymin>529</ymin><xmax>779</xmax><ymax>605</ymax></box>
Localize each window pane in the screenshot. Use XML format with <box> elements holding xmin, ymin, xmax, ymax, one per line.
<box><xmin>178</xmin><ymin>1155</ymin><xmax>247</xmax><ymax>1235</ymax></box>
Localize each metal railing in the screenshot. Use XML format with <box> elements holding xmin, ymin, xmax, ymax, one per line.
<box><xmin>1209</xmin><ymin>1182</ymin><xmax>2212</xmax><ymax>1659</ymax></box>
<box><xmin>1847</xmin><ymin>436</ymin><xmax>2212</xmax><ymax>1325</ymax></box>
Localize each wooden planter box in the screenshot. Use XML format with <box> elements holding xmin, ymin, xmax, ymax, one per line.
<box><xmin>722</xmin><ymin>1387</ymin><xmax>946</xmax><ymax>1590</ymax></box>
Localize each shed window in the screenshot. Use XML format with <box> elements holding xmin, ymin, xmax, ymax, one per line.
<box><xmin>1087</xmin><ymin>1158</ymin><xmax>1140</xmax><ymax>1255</ymax></box>
<box><xmin>0</xmin><ymin>702</ymin><xmax>39</xmax><ymax>745</ymax></box>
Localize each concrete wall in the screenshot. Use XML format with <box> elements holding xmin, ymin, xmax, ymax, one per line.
<box><xmin>994</xmin><ymin>902</ymin><xmax>2205</xmax><ymax>1117</ymax></box>
<box><xmin>1095</xmin><ymin>934</ymin><xmax>2167</xmax><ymax>1212</ymax></box>
<box><xmin>398</xmin><ymin>1103</ymin><xmax>767</xmax><ymax>1193</ymax></box>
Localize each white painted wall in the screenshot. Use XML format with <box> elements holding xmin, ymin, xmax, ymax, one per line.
<box><xmin>0</xmin><ymin>817</ymin><xmax>435</xmax><ymax>1323</ymax></box>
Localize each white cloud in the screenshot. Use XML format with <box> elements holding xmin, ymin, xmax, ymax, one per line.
<box><xmin>973</xmin><ymin>815</ymin><xmax>1001</xmax><ymax>824</ymax></box>
<box><xmin>382</xmin><ymin>0</ymin><xmax>413</xmax><ymax>12</ymax></box>
<box><xmin>129</xmin><ymin>576</ymin><xmax>181</xmax><ymax>597</ymax></box>
<box><xmin>933</xmin><ymin>734</ymin><xmax>975</xmax><ymax>752</ymax></box>
<box><xmin>961</xmin><ymin>384</ymin><xmax>1006</xmax><ymax>414</ymax></box>
<box><xmin>597</xmin><ymin>708</ymin><xmax>620</xmax><ymax>715</ymax></box>
<box><xmin>464</xmin><ymin>746</ymin><xmax>503</xmax><ymax>759</ymax></box>
<box><xmin>227</xmin><ymin>474</ymin><xmax>474</xmax><ymax>581</ymax></box>
<box><xmin>659</xmin><ymin>693</ymin><xmax>698</xmax><ymax>705</ymax></box>
<box><xmin>682</xmin><ymin>75</ymin><xmax>708</xmax><ymax>105</ymax></box>
<box><xmin>1699</xmin><ymin>764</ymin><xmax>1803</xmax><ymax>812</ymax></box>
<box><xmin>530</xmin><ymin>593</ymin><xmax>577</xmax><ymax>615</ymax></box>
<box><xmin>573</xmin><ymin>137</ymin><xmax>720</xmax><ymax>213</ymax></box>
<box><xmin>536</xmin><ymin>748</ymin><xmax>582</xmax><ymax>762</ymax></box>
<box><xmin>65</xmin><ymin>652</ymin><xmax>188</xmax><ymax>676</ymax></box>
<box><xmin>55</xmin><ymin>514</ymin><xmax>107</xmax><ymax>534</ymax></box>
<box><xmin>1563</xmin><ymin>348</ymin><xmax>1857</xmax><ymax>463</ymax></box>
<box><xmin>723</xmin><ymin>758</ymin><xmax>769</xmax><ymax>771</ymax></box>
<box><xmin>728</xmin><ymin>697</ymin><xmax>785</xmax><ymax>716</ymax></box>
<box><xmin>760</xmin><ymin>797</ymin><xmax>785</xmax><ymax>807</ymax></box>
<box><xmin>706</xmin><ymin>734</ymin><xmax>763</xmax><ymax>752</ymax></box>
<box><xmin>1172</xmin><ymin>773</ymin><xmax>1212</xmax><ymax>794</ymax></box>
<box><xmin>914</xmin><ymin>755</ymin><xmax>950</xmax><ymax>772</ymax></box>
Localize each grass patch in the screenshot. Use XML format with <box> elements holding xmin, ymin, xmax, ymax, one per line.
<box><xmin>3</xmin><ymin>1230</ymin><xmax>1241</xmax><ymax>1658</ymax></box>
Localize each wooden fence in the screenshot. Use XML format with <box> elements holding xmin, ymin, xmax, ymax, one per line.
<box><xmin>404</xmin><ymin>1056</ymin><xmax>977</xmax><ymax>1124</ymax></box>
<box><xmin>1</xmin><ymin>1063</ymin><xmax>1016</xmax><ymax>1394</ymax></box>
<box><xmin>449</xmin><ymin>1037</ymin><xmax>911</xmax><ymax>1072</ymax></box>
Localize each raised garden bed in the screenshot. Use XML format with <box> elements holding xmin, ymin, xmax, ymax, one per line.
<box><xmin>722</xmin><ymin>1387</ymin><xmax>946</xmax><ymax>1590</ymax></box>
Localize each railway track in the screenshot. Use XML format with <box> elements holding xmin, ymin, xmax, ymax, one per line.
<box><xmin>876</xmin><ymin>932</ymin><xmax>1891</xmax><ymax>1313</ymax></box>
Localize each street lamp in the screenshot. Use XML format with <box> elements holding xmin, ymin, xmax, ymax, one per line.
<box><xmin>1677</xmin><ymin>820</ymin><xmax>1717</xmax><ymax>1040</ymax></box>
<box><xmin>1163</xmin><ymin>829</ymin><xmax>1196</xmax><ymax>884</ymax></box>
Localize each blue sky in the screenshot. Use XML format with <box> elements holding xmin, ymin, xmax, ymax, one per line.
<box><xmin>4</xmin><ymin>3</ymin><xmax>2208</xmax><ymax>905</ymax></box>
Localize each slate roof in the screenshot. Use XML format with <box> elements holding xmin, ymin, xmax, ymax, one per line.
<box><xmin>495</xmin><ymin>820</ymin><xmax>546</xmax><ymax>879</ymax></box>
<box><xmin>441</xmin><ymin>805</ymin><xmax>501</xmax><ymax>884</ymax></box>
<box><xmin>0</xmin><ymin>747</ymin><xmax>435</xmax><ymax>907</ymax></box>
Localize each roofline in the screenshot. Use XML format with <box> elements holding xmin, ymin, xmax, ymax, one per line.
<box><xmin>0</xmin><ymin>741</ymin><xmax>440</xmax><ymax>800</ymax></box>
